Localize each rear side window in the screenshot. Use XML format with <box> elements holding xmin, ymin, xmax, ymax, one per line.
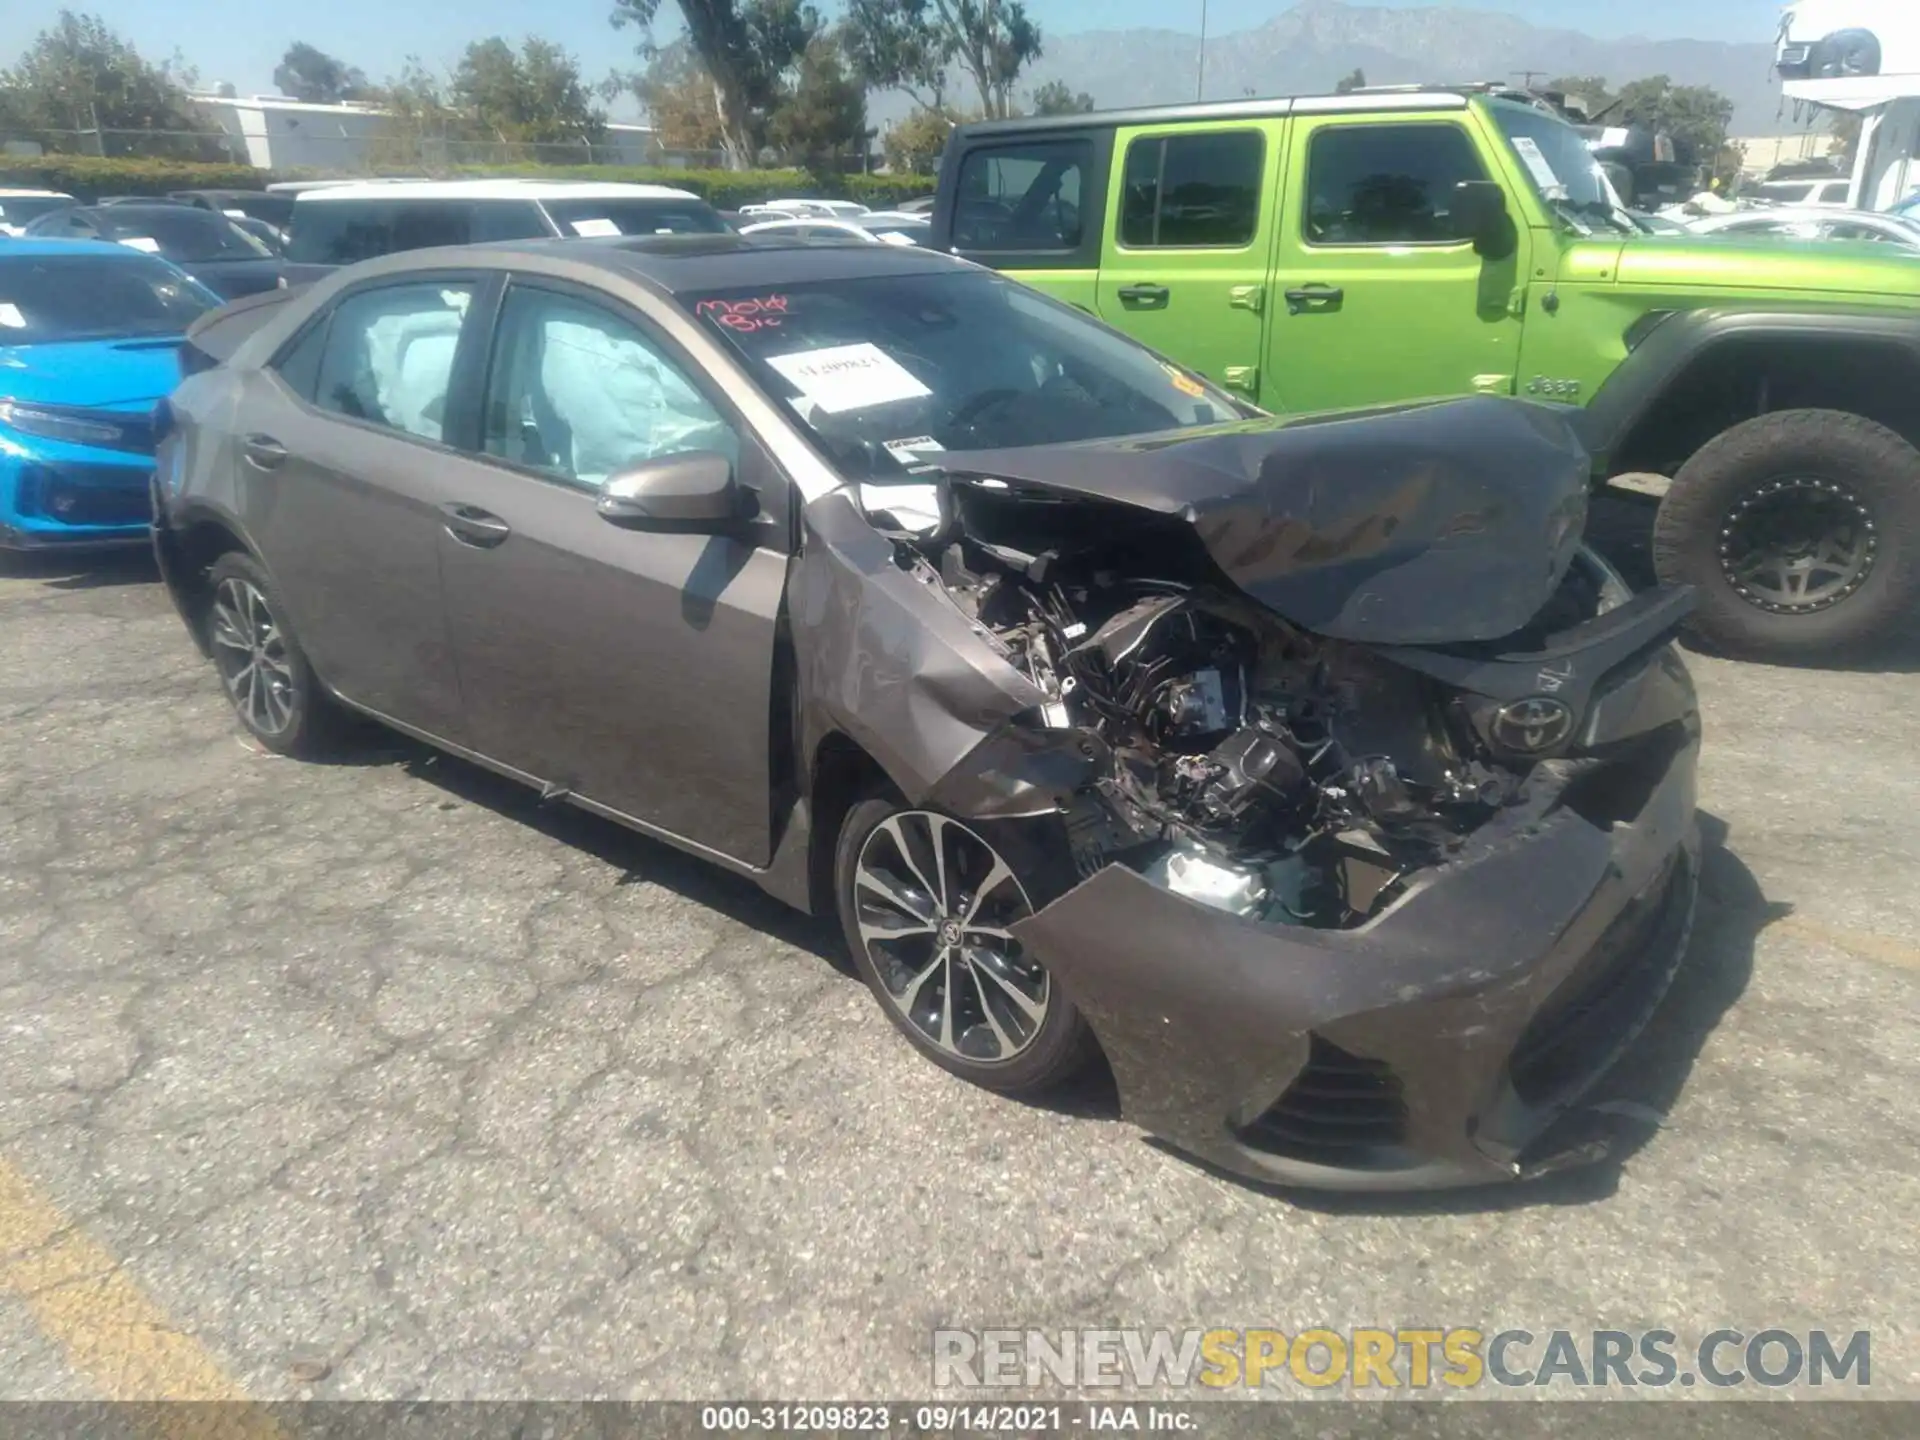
<box><xmin>1304</xmin><ymin>124</ymin><xmax>1488</xmax><ymax>245</ymax></box>
<box><xmin>953</xmin><ymin>140</ymin><xmax>1090</xmax><ymax>252</ymax></box>
<box><xmin>1119</xmin><ymin>131</ymin><xmax>1264</xmax><ymax>248</ymax></box>
<box><xmin>272</xmin><ymin>320</ymin><xmax>329</xmax><ymax>401</ymax></box>
<box><xmin>287</xmin><ymin>200</ymin><xmax>546</xmax><ymax>264</ymax></box>
<box><xmin>311</xmin><ymin>283</ymin><xmax>474</xmax><ymax>443</ymax></box>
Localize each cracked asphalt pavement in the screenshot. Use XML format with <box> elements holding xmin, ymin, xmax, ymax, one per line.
<box><xmin>2</xmin><ymin>505</ymin><xmax>1918</xmax><ymax>1403</ymax></box>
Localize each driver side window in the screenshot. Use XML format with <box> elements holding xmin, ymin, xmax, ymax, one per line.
<box><xmin>953</xmin><ymin>140</ymin><xmax>1090</xmax><ymax>254</ymax></box>
<box><xmin>481</xmin><ymin>285</ymin><xmax>738</xmax><ymax>493</ymax></box>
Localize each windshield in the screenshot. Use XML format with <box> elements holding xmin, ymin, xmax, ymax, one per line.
<box><xmin>0</xmin><ymin>253</ymin><xmax>218</xmax><ymax>343</ymax></box>
<box><xmin>1490</xmin><ymin>100</ymin><xmax>1634</xmax><ymax>235</ymax></box>
<box><xmin>0</xmin><ymin>196</ymin><xmax>73</xmax><ymax>228</ymax></box>
<box><xmin>684</xmin><ymin>269</ymin><xmax>1243</xmax><ymax>478</ymax></box>
<box><xmin>541</xmin><ymin>197</ymin><xmax>729</xmax><ymax>237</ymax></box>
<box><xmin>95</xmin><ymin>208</ymin><xmax>273</xmax><ymax>262</ymax></box>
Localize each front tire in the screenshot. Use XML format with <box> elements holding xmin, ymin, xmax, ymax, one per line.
<box><xmin>204</xmin><ymin>551</ymin><xmax>339</xmax><ymax>757</ymax></box>
<box><xmin>1651</xmin><ymin>409</ymin><xmax>1920</xmax><ymax>663</ymax></box>
<box><xmin>834</xmin><ymin>797</ymin><xmax>1096</xmax><ymax>1096</ymax></box>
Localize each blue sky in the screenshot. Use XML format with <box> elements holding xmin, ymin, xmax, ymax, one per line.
<box><xmin>2</xmin><ymin>1</ymin><xmax>1788</xmax><ymax>101</ymax></box>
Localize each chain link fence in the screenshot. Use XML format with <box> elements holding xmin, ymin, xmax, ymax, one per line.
<box><xmin>3</xmin><ymin>126</ymin><xmax>869</xmax><ymax>177</ymax></box>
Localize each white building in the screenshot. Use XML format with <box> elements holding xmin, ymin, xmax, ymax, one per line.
<box><xmin>186</xmin><ymin>92</ymin><xmax>658</xmax><ymax>172</ymax></box>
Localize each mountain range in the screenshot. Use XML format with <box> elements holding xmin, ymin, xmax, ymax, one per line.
<box><xmin>917</xmin><ymin>0</ymin><xmax>1801</xmax><ymax>137</ymax></box>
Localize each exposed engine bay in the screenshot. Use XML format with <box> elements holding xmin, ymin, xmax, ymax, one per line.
<box><xmin>878</xmin><ymin>478</ymin><xmax>1578</xmax><ymax>931</ymax></box>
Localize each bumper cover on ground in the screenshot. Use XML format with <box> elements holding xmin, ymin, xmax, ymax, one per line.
<box><xmin>1014</xmin><ymin>737</ymin><xmax>1700</xmax><ymax>1191</ymax></box>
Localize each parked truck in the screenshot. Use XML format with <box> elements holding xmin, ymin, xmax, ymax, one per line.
<box><xmin>933</xmin><ymin>86</ymin><xmax>1920</xmax><ymax>662</ymax></box>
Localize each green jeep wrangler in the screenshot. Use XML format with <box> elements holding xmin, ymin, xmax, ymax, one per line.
<box><xmin>931</xmin><ymin>87</ymin><xmax>1920</xmax><ymax>662</ymax></box>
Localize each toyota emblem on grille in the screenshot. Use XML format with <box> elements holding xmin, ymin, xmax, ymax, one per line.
<box><xmin>1492</xmin><ymin>697</ymin><xmax>1575</xmax><ymax>753</ymax></box>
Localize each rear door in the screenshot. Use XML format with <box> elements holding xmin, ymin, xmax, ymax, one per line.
<box><xmin>435</xmin><ymin>277</ymin><xmax>791</xmax><ymax>866</ymax></box>
<box><xmin>941</xmin><ymin>130</ymin><xmax>1107</xmax><ymax>312</ymax></box>
<box><xmin>1095</xmin><ymin>122</ymin><xmax>1281</xmax><ymax>404</ymax></box>
<box><xmin>1264</xmin><ymin>112</ymin><xmax>1528</xmax><ymax>414</ymax></box>
<box><xmin>237</xmin><ymin>272</ymin><xmax>490</xmax><ymax>739</ymax></box>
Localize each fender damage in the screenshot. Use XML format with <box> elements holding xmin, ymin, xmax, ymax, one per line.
<box><xmin>797</xmin><ymin>396</ymin><xmax>1703</xmax><ymax>1189</ymax></box>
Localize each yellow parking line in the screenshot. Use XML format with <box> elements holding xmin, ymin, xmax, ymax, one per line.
<box><xmin>1768</xmin><ymin>914</ymin><xmax>1920</xmax><ymax>973</ymax></box>
<box><xmin>0</xmin><ymin>1156</ymin><xmax>285</xmax><ymax>1438</ymax></box>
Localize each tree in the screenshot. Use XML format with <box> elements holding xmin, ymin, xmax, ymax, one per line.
<box><xmin>883</xmin><ymin>106</ymin><xmax>958</xmax><ymax>173</ymax></box>
<box><xmin>451</xmin><ymin>36</ymin><xmax>607</xmax><ymax>145</ymax></box>
<box><xmin>274</xmin><ymin>42</ymin><xmax>369</xmax><ymax>104</ymax></box>
<box><xmin>1333</xmin><ymin>67</ymin><xmax>1365</xmax><ymax>94</ymax></box>
<box><xmin>1</xmin><ymin>10</ymin><xmax>216</xmax><ymax>155</ymax></box>
<box><xmin>1545</xmin><ymin>74</ymin><xmax>1613</xmax><ymax>118</ymax></box>
<box><xmin>843</xmin><ymin>0</ymin><xmax>948</xmax><ymax>110</ymax></box>
<box><xmin>766</xmin><ymin>36</ymin><xmax>868</xmax><ymax>163</ymax></box>
<box><xmin>365</xmin><ymin>56</ymin><xmax>465</xmax><ymax>168</ymax></box>
<box><xmin>1612</xmin><ymin>75</ymin><xmax>1735</xmax><ymax>168</ymax></box>
<box><xmin>1030</xmin><ymin>79</ymin><xmax>1092</xmax><ymax>115</ymax></box>
<box><xmin>611</xmin><ymin>0</ymin><xmax>819</xmax><ymax>169</ymax></box>
<box><xmin>634</xmin><ymin>41</ymin><xmax>727</xmax><ymax>153</ymax></box>
<box><xmin>843</xmin><ymin>0</ymin><xmax>1040</xmax><ymax>120</ymax></box>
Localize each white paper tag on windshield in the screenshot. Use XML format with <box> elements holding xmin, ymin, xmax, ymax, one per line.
<box><xmin>569</xmin><ymin>217</ymin><xmax>621</xmax><ymax>237</ymax></box>
<box><xmin>883</xmin><ymin>435</ymin><xmax>943</xmax><ymax>466</ymax></box>
<box><xmin>0</xmin><ymin>303</ymin><xmax>24</xmax><ymax>329</ymax></box>
<box><xmin>118</xmin><ymin>236</ymin><xmax>161</xmax><ymax>253</ymax></box>
<box><xmin>766</xmin><ymin>342</ymin><xmax>931</xmax><ymax>413</ymax></box>
<box><xmin>1510</xmin><ymin>137</ymin><xmax>1565</xmax><ymax>195</ymax></box>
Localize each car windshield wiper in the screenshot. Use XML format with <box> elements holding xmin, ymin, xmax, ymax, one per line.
<box><xmin>1545</xmin><ymin>194</ymin><xmax>1636</xmax><ymax>237</ymax></box>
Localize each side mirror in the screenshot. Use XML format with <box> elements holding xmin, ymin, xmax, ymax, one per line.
<box><xmin>596</xmin><ymin>450</ymin><xmax>748</xmax><ymax>531</ymax></box>
<box><xmin>1452</xmin><ymin>180</ymin><xmax>1517</xmax><ymax>260</ymax></box>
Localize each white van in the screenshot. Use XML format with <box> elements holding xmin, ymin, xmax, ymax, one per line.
<box><xmin>281</xmin><ymin>179</ymin><xmax>729</xmax><ymax>282</ymax></box>
<box><xmin>0</xmin><ymin>188</ymin><xmax>77</xmax><ymax>237</ymax></box>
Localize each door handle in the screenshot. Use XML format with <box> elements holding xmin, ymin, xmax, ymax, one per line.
<box><xmin>440</xmin><ymin>503</ymin><xmax>512</xmax><ymax>549</ymax></box>
<box><xmin>1283</xmin><ymin>284</ymin><xmax>1345</xmax><ymax>313</ymax></box>
<box><xmin>241</xmin><ymin>434</ymin><xmax>287</xmax><ymax>470</ymax></box>
<box><xmin>1116</xmin><ymin>283</ymin><xmax>1170</xmax><ymax>307</ymax></box>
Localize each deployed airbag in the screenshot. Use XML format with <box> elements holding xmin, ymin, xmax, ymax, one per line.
<box><xmin>537</xmin><ymin>318</ymin><xmax>738</xmax><ymax>485</ymax></box>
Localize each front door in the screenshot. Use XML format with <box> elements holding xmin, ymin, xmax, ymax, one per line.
<box><xmin>1263</xmin><ymin>116</ymin><xmax>1527</xmax><ymax>414</ymax></box>
<box><xmin>436</xmin><ymin>279</ymin><xmax>789</xmax><ymax>866</ymax></box>
<box><xmin>1095</xmin><ymin>123</ymin><xmax>1280</xmax><ymax>404</ymax></box>
<box><xmin>241</xmin><ymin>275</ymin><xmax>485</xmax><ymax>739</ymax></box>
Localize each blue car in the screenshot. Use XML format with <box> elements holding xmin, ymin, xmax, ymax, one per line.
<box><xmin>0</xmin><ymin>239</ymin><xmax>220</xmax><ymax>553</ymax></box>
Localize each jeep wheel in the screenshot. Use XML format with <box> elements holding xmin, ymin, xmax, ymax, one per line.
<box><xmin>1652</xmin><ymin>409</ymin><xmax>1920</xmax><ymax>663</ymax></box>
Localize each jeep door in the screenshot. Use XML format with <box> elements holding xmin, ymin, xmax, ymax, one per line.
<box><xmin>1263</xmin><ymin>111</ymin><xmax>1528</xmax><ymax>413</ymax></box>
<box><xmin>1093</xmin><ymin>122</ymin><xmax>1282</xmax><ymax>405</ymax></box>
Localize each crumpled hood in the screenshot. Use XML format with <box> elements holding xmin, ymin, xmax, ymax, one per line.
<box><xmin>0</xmin><ymin>338</ymin><xmax>184</xmax><ymax>410</ymax></box>
<box><xmin>926</xmin><ymin>395</ymin><xmax>1592</xmax><ymax>645</ymax></box>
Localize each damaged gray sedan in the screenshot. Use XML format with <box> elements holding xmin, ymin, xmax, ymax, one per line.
<box><xmin>154</xmin><ymin>235</ymin><xmax>1701</xmax><ymax>1191</ymax></box>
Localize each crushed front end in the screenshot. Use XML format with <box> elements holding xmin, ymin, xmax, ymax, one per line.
<box><xmin>869</xmin><ymin>401</ymin><xmax>1702</xmax><ymax>1189</ymax></box>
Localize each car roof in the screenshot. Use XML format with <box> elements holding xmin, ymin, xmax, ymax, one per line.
<box><xmin>0</xmin><ymin>237</ymin><xmax>163</xmax><ymax>258</ymax></box>
<box><xmin>330</xmin><ymin>232</ymin><xmax>966</xmax><ymax>295</ymax></box>
<box><xmin>954</xmin><ymin>88</ymin><xmax>1473</xmax><ymax>138</ymax></box>
<box><xmin>293</xmin><ymin>179</ymin><xmax>703</xmax><ymax>204</ymax></box>
<box><xmin>0</xmin><ymin>188</ymin><xmax>74</xmax><ymax>199</ymax></box>
<box><xmin>67</xmin><ymin>203</ymin><xmax>221</xmax><ymax>222</ymax></box>
<box><xmin>1710</xmin><ymin>207</ymin><xmax>1902</xmax><ymax>224</ymax></box>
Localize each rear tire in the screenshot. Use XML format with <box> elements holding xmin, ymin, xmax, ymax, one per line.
<box><xmin>834</xmin><ymin>795</ymin><xmax>1096</xmax><ymax>1096</ymax></box>
<box><xmin>204</xmin><ymin>551</ymin><xmax>340</xmax><ymax>757</ymax></box>
<box><xmin>1651</xmin><ymin>409</ymin><xmax>1920</xmax><ymax>663</ymax></box>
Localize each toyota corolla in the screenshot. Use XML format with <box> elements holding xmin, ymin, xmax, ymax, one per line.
<box><xmin>154</xmin><ymin>235</ymin><xmax>1702</xmax><ymax>1190</ymax></box>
